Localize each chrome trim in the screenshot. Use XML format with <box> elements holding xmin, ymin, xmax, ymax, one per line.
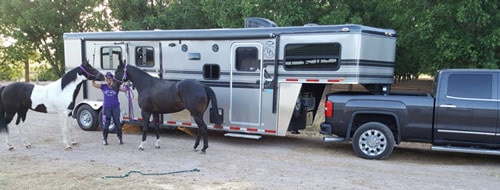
<box><xmin>439</xmin><ymin>104</ymin><xmax>456</xmax><ymax>108</ymax></box>
<box><xmin>437</xmin><ymin>129</ymin><xmax>496</xmax><ymax>136</ymax></box>
<box><xmin>445</xmin><ymin>95</ymin><xmax>497</xmax><ymax>102</ymax></box>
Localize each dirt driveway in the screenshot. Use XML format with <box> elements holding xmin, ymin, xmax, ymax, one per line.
<box><xmin>0</xmin><ymin>111</ymin><xmax>499</xmax><ymax>190</ymax></box>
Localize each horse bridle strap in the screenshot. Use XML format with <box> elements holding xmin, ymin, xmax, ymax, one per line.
<box><xmin>120</xmin><ymin>62</ymin><xmax>128</xmax><ymax>83</ymax></box>
<box><xmin>79</xmin><ymin>65</ymin><xmax>101</xmax><ymax>78</ymax></box>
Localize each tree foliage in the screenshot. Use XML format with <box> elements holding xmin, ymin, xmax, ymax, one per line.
<box><xmin>1</xmin><ymin>0</ymin><xmax>498</xmax><ymax>80</ymax></box>
<box><xmin>0</xmin><ymin>0</ymin><xmax>112</xmax><ymax>77</ymax></box>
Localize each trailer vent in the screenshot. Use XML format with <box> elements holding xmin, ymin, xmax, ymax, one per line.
<box><xmin>245</xmin><ymin>17</ymin><xmax>277</xmax><ymax>28</ymax></box>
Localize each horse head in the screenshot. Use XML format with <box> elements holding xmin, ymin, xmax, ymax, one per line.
<box><xmin>79</xmin><ymin>60</ymin><xmax>105</xmax><ymax>81</ymax></box>
<box><xmin>111</xmin><ymin>59</ymin><xmax>128</xmax><ymax>90</ymax></box>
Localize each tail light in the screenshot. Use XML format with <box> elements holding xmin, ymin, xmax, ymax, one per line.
<box><xmin>325</xmin><ymin>100</ymin><xmax>333</xmax><ymax>118</ymax></box>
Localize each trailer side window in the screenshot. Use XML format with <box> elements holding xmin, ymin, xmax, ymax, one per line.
<box><xmin>101</xmin><ymin>46</ymin><xmax>122</xmax><ymax>69</ymax></box>
<box><xmin>235</xmin><ymin>47</ymin><xmax>259</xmax><ymax>72</ymax></box>
<box><xmin>447</xmin><ymin>74</ymin><xmax>492</xmax><ymax>99</ymax></box>
<box><xmin>284</xmin><ymin>43</ymin><xmax>340</xmax><ymax>70</ymax></box>
<box><xmin>135</xmin><ymin>46</ymin><xmax>154</xmax><ymax>67</ymax></box>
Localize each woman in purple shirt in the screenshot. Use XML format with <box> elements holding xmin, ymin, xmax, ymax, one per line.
<box><xmin>92</xmin><ymin>72</ymin><xmax>125</xmax><ymax>145</ymax></box>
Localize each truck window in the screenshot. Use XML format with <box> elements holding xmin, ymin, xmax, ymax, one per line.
<box><xmin>284</xmin><ymin>43</ymin><xmax>340</xmax><ymax>70</ymax></box>
<box><xmin>447</xmin><ymin>74</ymin><xmax>492</xmax><ymax>99</ymax></box>
<box><xmin>235</xmin><ymin>47</ymin><xmax>259</xmax><ymax>72</ymax></box>
<box><xmin>135</xmin><ymin>46</ymin><xmax>155</xmax><ymax>67</ymax></box>
<box><xmin>101</xmin><ymin>46</ymin><xmax>122</xmax><ymax>69</ymax></box>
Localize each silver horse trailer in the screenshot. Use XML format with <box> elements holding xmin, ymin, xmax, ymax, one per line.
<box><xmin>65</xmin><ymin>18</ymin><xmax>397</xmax><ymax>138</ymax></box>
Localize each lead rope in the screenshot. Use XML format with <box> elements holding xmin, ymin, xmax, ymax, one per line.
<box><xmin>122</xmin><ymin>82</ymin><xmax>135</xmax><ymax>122</ymax></box>
<box><xmin>101</xmin><ymin>168</ymin><xmax>200</xmax><ymax>179</ymax></box>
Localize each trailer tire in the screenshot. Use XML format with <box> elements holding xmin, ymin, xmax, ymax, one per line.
<box><xmin>352</xmin><ymin>122</ymin><xmax>394</xmax><ymax>160</ymax></box>
<box><xmin>76</xmin><ymin>105</ymin><xmax>99</xmax><ymax>131</ymax></box>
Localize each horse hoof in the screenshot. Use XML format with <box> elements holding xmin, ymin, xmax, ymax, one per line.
<box><xmin>8</xmin><ymin>146</ymin><xmax>14</xmax><ymax>151</ymax></box>
<box><xmin>200</xmin><ymin>150</ymin><xmax>207</xmax><ymax>154</ymax></box>
<box><xmin>139</xmin><ymin>147</ymin><xmax>144</xmax><ymax>151</ymax></box>
<box><xmin>25</xmin><ymin>144</ymin><xmax>32</xmax><ymax>149</ymax></box>
<box><xmin>71</xmin><ymin>142</ymin><xmax>78</xmax><ymax>146</ymax></box>
<box><xmin>64</xmin><ymin>146</ymin><xmax>73</xmax><ymax>151</ymax></box>
<box><xmin>155</xmin><ymin>146</ymin><xmax>160</xmax><ymax>149</ymax></box>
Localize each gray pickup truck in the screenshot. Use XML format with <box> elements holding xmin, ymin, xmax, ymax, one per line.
<box><xmin>320</xmin><ymin>69</ymin><xmax>500</xmax><ymax>159</ymax></box>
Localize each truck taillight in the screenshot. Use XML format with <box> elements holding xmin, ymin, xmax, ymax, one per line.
<box><xmin>325</xmin><ymin>100</ymin><xmax>333</xmax><ymax>118</ymax></box>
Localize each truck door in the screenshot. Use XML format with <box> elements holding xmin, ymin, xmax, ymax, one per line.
<box><xmin>435</xmin><ymin>72</ymin><xmax>498</xmax><ymax>143</ymax></box>
<box><xmin>230</xmin><ymin>43</ymin><xmax>264</xmax><ymax>127</ymax></box>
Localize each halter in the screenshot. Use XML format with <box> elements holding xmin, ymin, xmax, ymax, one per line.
<box><xmin>118</xmin><ymin>62</ymin><xmax>134</xmax><ymax>122</ymax></box>
<box><xmin>79</xmin><ymin>65</ymin><xmax>101</xmax><ymax>79</ymax></box>
<box><xmin>119</xmin><ymin>62</ymin><xmax>128</xmax><ymax>83</ymax></box>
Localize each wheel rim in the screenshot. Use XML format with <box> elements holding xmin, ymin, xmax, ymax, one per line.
<box><xmin>358</xmin><ymin>129</ymin><xmax>387</xmax><ymax>156</ymax></box>
<box><xmin>79</xmin><ymin>110</ymin><xmax>93</xmax><ymax>128</ymax></box>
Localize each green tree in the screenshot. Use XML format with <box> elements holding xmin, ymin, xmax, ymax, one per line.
<box><xmin>387</xmin><ymin>0</ymin><xmax>500</xmax><ymax>76</ymax></box>
<box><xmin>0</xmin><ymin>0</ymin><xmax>113</xmax><ymax>77</ymax></box>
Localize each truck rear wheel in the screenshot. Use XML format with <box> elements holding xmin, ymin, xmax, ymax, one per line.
<box><xmin>352</xmin><ymin>122</ymin><xmax>395</xmax><ymax>160</ymax></box>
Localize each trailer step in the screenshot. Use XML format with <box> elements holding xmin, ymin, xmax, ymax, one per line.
<box><xmin>431</xmin><ymin>145</ymin><xmax>500</xmax><ymax>156</ymax></box>
<box><xmin>224</xmin><ymin>133</ymin><xmax>262</xmax><ymax>139</ymax></box>
<box><xmin>323</xmin><ymin>136</ymin><xmax>345</xmax><ymax>142</ymax></box>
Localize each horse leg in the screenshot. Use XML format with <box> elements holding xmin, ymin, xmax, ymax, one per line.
<box><xmin>139</xmin><ymin>111</ymin><xmax>151</xmax><ymax>150</ymax></box>
<box><xmin>59</xmin><ymin>112</ymin><xmax>72</xmax><ymax>150</ymax></box>
<box><xmin>64</xmin><ymin>111</ymin><xmax>78</xmax><ymax>146</ymax></box>
<box><xmin>193</xmin><ymin>116</ymin><xmax>208</xmax><ymax>153</ymax></box>
<box><xmin>153</xmin><ymin>113</ymin><xmax>160</xmax><ymax>149</ymax></box>
<box><xmin>14</xmin><ymin>122</ymin><xmax>31</xmax><ymax>149</ymax></box>
<box><xmin>4</xmin><ymin>113</ymin><xmax>15</xmax><ymax>150</ymax></box>
<box><xmin>4</xmin><ymin>130</ymin><xmax>14</xmax><ymax>150</ymax></box>
<box><xmin>12</xmin><ymin>112</ymin><xmax>31</xmax><ymax>149</ymax></box>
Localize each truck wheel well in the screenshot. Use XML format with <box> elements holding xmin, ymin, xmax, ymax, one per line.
<box><xmin>351</xmin><ymin>113</ymin><xmax>398</xmax><ymax>141</ymax></box>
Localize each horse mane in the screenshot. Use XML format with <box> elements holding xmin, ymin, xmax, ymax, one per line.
<box><xmin>61</xmin><ymin>67</ymin><xmax>80</xmax><ymax>90</ymax></box>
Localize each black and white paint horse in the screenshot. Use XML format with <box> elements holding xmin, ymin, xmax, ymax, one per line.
<box><xmin>114</xmin><ymin>61</ymin><xmax>223</xmax><ymax>152</ymax></box>
<box><xmin>0</xmin><ymin>61</ymin><xmax>104</xmax><ymax>150</ymax></box>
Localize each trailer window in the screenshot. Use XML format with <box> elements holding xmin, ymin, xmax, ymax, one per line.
<box><xmin>235</xmin><ymin>47</ymin><xmax>259</xmax><ymax>72</ymax></box>
<box><xmin>101</xmin><ymin>46</ymin><xmax>122</xmax><ymax>69</ymax></box>
<box><xmin>284</xmin><ymin>43</ymin><xmax>340</xmax><ymax>70</ymax></box>
<box><xmin>135</xmin><ymin>46</ymin><xmax>154</xmax><ymax>67</ymax></box>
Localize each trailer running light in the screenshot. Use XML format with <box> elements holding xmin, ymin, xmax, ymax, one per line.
<box><xmin>325</xmin><ymin>100</ymin><xmax>333</xmax><ymax>118</ymax></box>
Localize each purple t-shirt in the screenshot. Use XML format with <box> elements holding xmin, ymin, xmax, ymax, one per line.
<box><xmin>101</xmin><ymin>84</ymin><xmax>120</xmax><ymax>108</ymax></box>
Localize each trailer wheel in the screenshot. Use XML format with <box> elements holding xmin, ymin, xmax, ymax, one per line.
<box><xmin>76</xmin><ymin>105</ymin><xmax>99</xmax><ymax>131</ymax></box>
<box><xmin>98</xmin><ymin>110</ymin><xmax>117</xmax><ymax>133</ymax></box>
<box><xmin>352</xmin><ymin>122</ymin><xmax>394</xmax><ymax>160</ymax></box>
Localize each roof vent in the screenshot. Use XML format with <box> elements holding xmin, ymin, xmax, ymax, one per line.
<box><xmin>245</xmin><ymin>17</ymin><xmax>278</xmax><ymax>28</ymax></box>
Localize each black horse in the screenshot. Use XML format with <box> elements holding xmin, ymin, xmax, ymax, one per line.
<box><xmin>114</xmin><ymin>61</ymin><xmax>223</xmax><ymax>152</ymax></box>
<box><xmin>0</xmin><ymin>61</ymin><xmax>104</xmax><ymax>150</ymax></box>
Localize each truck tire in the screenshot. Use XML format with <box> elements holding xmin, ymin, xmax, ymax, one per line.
<box><xmin>352</xmin><ymin>122</ymin><xmax>395</xmax><ymax>160</ymax></box>
<box><xmin>76</xmin><ymin>104</ymin><xmax>99</xmax><ymax>131</ymax></box>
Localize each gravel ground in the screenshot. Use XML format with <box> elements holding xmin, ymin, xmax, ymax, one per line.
<box><xmin>0</xmin><ymin>111</ymin><xmax>499</xmax><ymax>190</ymax></box>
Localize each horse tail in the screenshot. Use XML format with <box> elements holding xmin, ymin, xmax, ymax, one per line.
<box><xmin>0</xmin><ymin>86</ymin><xmax>8</xmax><ymax>133</ymax></box>
<box><xmin>204</xmin><ymin>85</ymin><xmax>223</xmax><ymax>125</ymax></box>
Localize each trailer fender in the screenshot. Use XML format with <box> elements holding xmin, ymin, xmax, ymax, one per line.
<box><xmin>345</xmin><ymin>111</ymin><xmax>402</xmax><ymax>144</ymax></box>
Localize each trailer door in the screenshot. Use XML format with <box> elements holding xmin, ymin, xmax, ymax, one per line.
<box><xmin>127</xmin><ymin>42</ymin><xmax>162</xmax><ymax>78</ymax></box>
<box><xmin>230</xmin><ymin>43</ymin><xmax>264</xmax><ymax>127</ymax></box>
<box><xmin>87</xmin><ymin>42</ymin><xmax>128</xmax><ymax>70</ymax></box>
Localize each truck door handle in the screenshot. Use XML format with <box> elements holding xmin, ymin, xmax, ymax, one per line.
<box><xmin>439</xmin><ymin>104</ymin><xmax>456</xmax><ymax>108</ymax></box>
